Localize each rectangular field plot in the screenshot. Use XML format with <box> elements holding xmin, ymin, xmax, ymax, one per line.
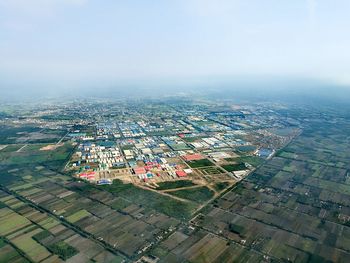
<box><xmin>0</xmin><ymin>208</ymin><xmax>31</xmax><ymax>236</ymax></box>
<box><xmin>66</xmin><ymin>209</ymin><xmax>91</xmax><ymax>223</ymax></box>
<box><xmin>0</xmin><ymin>242</ymin><xmax>30</xmax><ymax>263</ymax></box>
<box><xmin>11</xmin><ymin>228</ymin><xmax>51</xmax><ymax>262</ymax></box>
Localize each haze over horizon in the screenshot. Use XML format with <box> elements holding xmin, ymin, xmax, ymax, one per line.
<box><xmin>1</xmin><ymin>0</ymin><xmax>350</xmax><ymax>94</ymax></box>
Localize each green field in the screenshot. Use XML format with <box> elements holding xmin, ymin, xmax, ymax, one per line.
<box><xmin>187</xmin><ymin>159</ymin><xmax>214</xmax><ymax>168</ymax></box>
<box><xmin>0</xmin><ymin>126</ymin><xmax>40</xmax><ymax>144</ymax></box>
<box><xmin>11</xmin><ymin>229</ymin><xmax>51</xmax><ymax>262</ymax></box>
<box><xmin>0</xmin><ymin>125</ymin><xmax>67</xmax><ymax>144</ymax></box>
<box><xmin>0</xmin><ymin>142</ymin><xmax>74</xmax><ymax>169</ymax></box>
<box><xmin>0</xmin><ymin>208</ymin><xmax>31</xmax><ymax>236</ymax></box>
<box><xmin>0</xmin><ymin>243</ymin><xmax>29</xmax><ymax>263</ymax></box>
<box><xmin>236</xmin><ymin>156</ymin><xmax>264</xmax><ymax>167</ymax></box>
<box><xmin>237</xmin><ymin>145</ymin><xmax>257</xmax><ymax>153</ymax></box>
<box><xmin>0</xmin><ymin>144</ymin><xmax>24</xmax><ymax>152</ymax></box>
<box><xmin>66</xmin><ymin>209</ymin><xmax>91</xmax><ymax>223</ymax></box>
<box><xmin>156</xmin><ymin>180</ymin><xmax>196</xmax><ymax>190</ymax></box>
<box><xmin>92</xmin><ymin>180</ymin><xmax>197</xmax><ymax>220</ymax></box>
<box><xmin>168</xmin><ymin>186</ymin><xmax>215</xmax><ymax>203</ymax></box>
<box><xmin>213</xmin><ymin>182</ymin><xmax>230</xmax><ymax>191</ymax></box>
<box><xmin>198</xmin><ymin>166</ymin><xmax>225</xmax><ymax>175</ymax></box>
<box><xmin>48</xmin><ymin>241</ymin><xmax>78</xmax><ymax>260</ymax></box>
<box><xmin>222</xmin><ymin>163</ymin><xmax>246</xmax><ymax>172</ymax></box>
<box><xmin>37</xmin><ymin>217</ymin><xmax>60</xmax><ymax>230</ymax></box>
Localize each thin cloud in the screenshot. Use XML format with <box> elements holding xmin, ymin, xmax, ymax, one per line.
<box><xmin>183</xmin><ymin>0</ymin><xmax>239</xmax><ymax>18</ymax></box>
<box><xmin>0</xmin><ymin>0</ymin><xmax>87</xmax><ymax>9</ymax></box>
<box><xmin>307</xmin><ymin>0</ymin><xmax>317</xmax><ymax>27</ymax></box>
<box><xmin>0</xmin><ymin>0</ymin><xmax>87</xmax><ymax>18</ymax></box>
<box><xmin>0</xmin><ymin>0</ymin><xmax>87</xmax><ymax>31</ymax></box>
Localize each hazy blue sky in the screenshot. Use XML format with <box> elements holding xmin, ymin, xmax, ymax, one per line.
<box><xmin>1</xmin><ymin>0</ymin><xmax>350</xmax><ymax>91</ymax></box>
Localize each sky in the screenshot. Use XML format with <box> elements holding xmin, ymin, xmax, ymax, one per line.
<box><xmin>1</xmin><ymin>0</ymin><xmax>350</xmax><ymax>93</ymax></box>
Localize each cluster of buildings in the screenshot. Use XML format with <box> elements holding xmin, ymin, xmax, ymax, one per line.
<box><xmin>138</xmin><ymin>119</ymin><xmax>193</xmax><ymax>134</ymax></box>
<box><xmin>162</xmin><ymin>136</ymin><xmax>190</xmax><ymax>151</ymax></box>
<box><xmin>73</xmin><ymin>143</ymin><xmax>125</xmax><ymax>174</ymax></box>
<box><xmin>132</xmin><ymin>158</ymin><xmax>193</xmax><ymax>181</ymax></box>
<box><xmin>96</xmin><ymin>123</ymin><xmax>121</xmax><ymax>139</ymax></box>
<box><xmin>187</xmin><ymin>116</ymin><xmax>231</xmax><ymax>132</ymax></box>
<box><xmin>63</xmin><ymin>102</ymin><xmax>296</xmax><ymax>188</ymax></box>
<box><xmin>119</xmin><ymin>121</ymin><xmax>146</xmax><ymax>137</ymax></box>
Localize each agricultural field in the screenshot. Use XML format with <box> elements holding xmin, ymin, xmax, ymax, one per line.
<box><xmin>196</xmin><ymin>166</ymin><xmax>225</xmax><ymax>175</ymax></box>
<box><xmin>0</xmin><ymin>190</ymin><xmax>124</xmax><ymax>262</ymax></box>
<box><xmin>0</xmin><ymin>163</ymin><xmax>195</xmax><ymax>260</ymax></box>
<box><xmin>168</xmin><ymin>186</ymin><xmax>215</xmax><ymax>203</ymax></box>
<box><xmin>148</xmin><ymin>229</ymin><xmax>266</xmax><ymax>262</ymax></box>
<box><xmin>0</xmin><ymin>240</ymin><xmax>30</xmax><ymax>263</ymax></box>
<box><xmin>231</xmin><ymin>155</ymin><xmax>265</xmax><ymax>167</ymax></box>
<box><xmin>1</xmin><ymin>100</ymin><xmax>347</xmax><ymax>262</ymax></box>
<box><xmin>155</xmin><ymin>180</ymin><xmax>197</xmax><ymax>190</ymax></box>
<box><xmin>0</xmin><ymin>142</ymin><xmax>74</xmax><ymax>170</ymax></box>
<box><xmin>98</xmin><ymin>180</ymin><xmax>197</xmax><ymax>220</ymax></box>
<box><xmin>213</xmin><ymin>181</ymin><xmax>230</xmax><ymax>192</ymax></box>
<box><xmin>221</xmin><ymin>163</ymin><xmax>247</xmax><ymax>172</ymax></box>
<box><xmin>187</xmin><ymin>159</ymin><xmax>215</xmax><ymax>168</ymax></box>
<box><xmin>0</xmin><ymin>125</ymin><xmax>67</xmax><ymax>144</ymax></box>
<box><xmin>172</xmin><ymin>117</ymin><xmax>350</xmax><ymax>263</ymax></box>
<box><xmin>66</xmin><ymin>209</ymin><xmax>91</xmax><ymax>223</ymax></box>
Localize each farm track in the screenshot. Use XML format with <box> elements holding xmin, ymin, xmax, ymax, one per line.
<box><xmin>161</xmin><ymin>184</ymin><xmax>204</xmax><ymax>192</ymax></box>
<box><xmin>16</xmin><ymin>144</ymin><xmax>27</xmax><ymax>152</ymax></box>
